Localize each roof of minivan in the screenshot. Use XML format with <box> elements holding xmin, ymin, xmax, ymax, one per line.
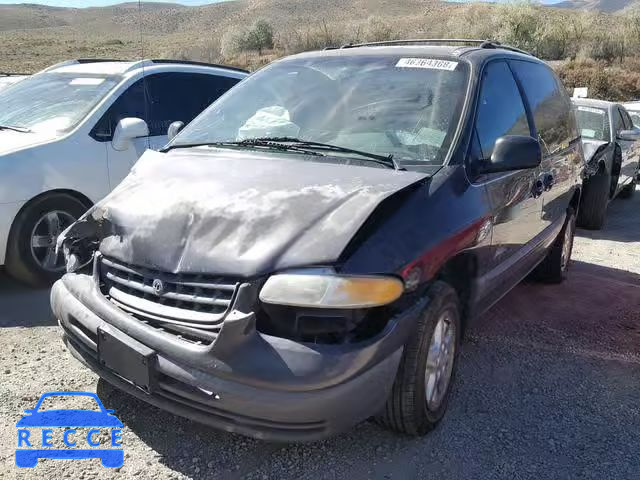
<box><xmin>51</xmin><ymin>62</ymin><xmax>138</xmax><ymax>76</ymax></box>
<box><xmin>42</xmin><ymin>59</ymin><xmax>249</xmax><ymax>77</ymax></box>
<box><xmin>285</xmin><ymin>44</ymin><xmax>537</xmax><ymax>66</ymax></box>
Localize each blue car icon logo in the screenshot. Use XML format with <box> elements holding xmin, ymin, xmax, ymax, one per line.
<box><xmin>15</xmin><ymin>391</ymin><xmax>124</xmax><ymax>468</ymax></box>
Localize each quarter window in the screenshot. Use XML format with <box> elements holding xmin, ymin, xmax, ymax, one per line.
<box><xmin>475</xmin><ymin>61</ymin><xmax>530</xmax><ymax>160</ymax></box>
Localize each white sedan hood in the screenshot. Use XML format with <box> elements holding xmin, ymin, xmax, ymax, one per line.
<box><xmin>0</xmin><ymin>129</ymin><xmax>59</xmax><ymax>155</ymax></box>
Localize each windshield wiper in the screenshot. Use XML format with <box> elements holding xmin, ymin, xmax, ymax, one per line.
<box><xmin>163</xmin><ymin>137</ymin><xmax>402</xmax><ymax>170</ymax></box>
<box><xmin>249</xmin><ymin>137</ymin><xmax>402</xmax><ymax>170</ymax></box>
<box><xmin>0</xmin><ymin>125</ymin><xmax>31</xmax><ymax>133</ymax></box>
<box><xmin>162</xmin><ymin>140</ymin><xmax>324</xmax><ymax>156</ymax></box>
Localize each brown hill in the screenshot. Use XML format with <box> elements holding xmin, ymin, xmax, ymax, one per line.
<box><xmin>0</xmin><ymin>0</ymin><xmax>469</xmax><ymax>72</ymax></box>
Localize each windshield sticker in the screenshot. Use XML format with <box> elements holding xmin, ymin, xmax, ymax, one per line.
<box><xmin>577</xmin><ymin>106</ymin><xmax>605</xmax><ymax>115</ymax></box>
<box><xmin>396</xmin><ymin>58</ymin><xmax>459</xmax><ymax>71</ymax></box>
<box><xmin>70</xmin><ymin>78</ymin><xmax>105</xmax><ymax>86</ymax></box>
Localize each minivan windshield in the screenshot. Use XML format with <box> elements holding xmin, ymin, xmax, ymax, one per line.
<box><xmin>171</xmin><ymin>55</ymin><xmax>470</xmax><ymax>167</ymax></box>
<box><xmin>575</xmin><ymin>106</ymin><xmax>610</xmax><ymax>141</ymax></box>
<box><xmin>0</xmin><ymin>72</ymin><xmax>119</xmax><ymax>133</ymax></box>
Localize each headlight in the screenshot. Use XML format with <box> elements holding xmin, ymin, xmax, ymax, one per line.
<box><xmin>61</xmin><ymin>240</ymin><xmax>95</xmax><ymax>273</ymax></box>
<box><xmin>259</xmin><ymin>271</ymin><xmax>404</xmax><ymax>308</ymax></box>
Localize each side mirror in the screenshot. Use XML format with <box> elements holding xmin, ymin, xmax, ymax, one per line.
<box><xmin>477</xmin><ymin>135</ymin><xmax>542</xmax><ymax>175</ymax></box>
<box><xmin>112</xmin><ymin>117</ymin><xmax>149</xmax><ymax>151</ymax></box>
<box><xmin>617</xmin><ymin>129</ymin><xmax>640</xmax><ymax>141</ymax></box>
<box><xmin>167</xmin><ymin>121</ymin><xmax>184</xmax><ymax>142</ymax></box>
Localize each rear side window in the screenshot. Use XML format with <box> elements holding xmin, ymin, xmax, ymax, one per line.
<box><xmin>475</xmin><ymin>60</ymin><xmax>530</xmax><ymax>160</ymax></box>
<box><xmin>510</xmin><ymin>60</ymin><xmax>574</xmax><ymax>153</ymax></box>
<box><xmin>91</xmin><ymin>72</ymin><xmax>240</xmax><ymax>140</ymax></box>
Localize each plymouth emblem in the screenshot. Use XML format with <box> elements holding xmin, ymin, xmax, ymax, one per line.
<box><xmin>152</xmin><ymin>279</ymin><xmax>165</xmax><ymax>296</ymax></box>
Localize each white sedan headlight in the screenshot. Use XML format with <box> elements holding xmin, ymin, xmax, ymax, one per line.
<box><xmin>259</xmin><ymin>271</ymin><xmax>404</xmax><ymax>309</ymax></box>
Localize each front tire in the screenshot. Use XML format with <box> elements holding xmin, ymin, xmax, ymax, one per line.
<box><xmin>532</xmin><ymin>207</ymin><xmax>576</xmax><ymax>284</ymax></box>
<box><xmin>6</xmin><ymin>194</ymin><xmax>88</xmax><ymax>287</ymax></box>
<box><xmin>577</xmin><ymin>168</ymin><xmax>610</xmax><ymax>230</ymax></box>
<box><xmin>375</xmin><ymin>281</ymin><xmax>461</xmax><ymax>435</ymax></box>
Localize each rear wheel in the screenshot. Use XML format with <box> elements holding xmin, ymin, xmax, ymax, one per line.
<box><xmin>532</xmin><ymin>208</ymin><xmax>576</xmax><ymax>284</ymax></box>
<box><xmin>375</xmin><ymin>281</ymin><xmax>461</xmax><ymax>435</ymax></box>
<box><xmin>6</xmin><ymin>194</ymin><xmax>88</xmax><ymax>287</ymax></box>
<box><xmin>577</xmin><ymin>168</ymin><xmax>610</xmax><ymax>230</ymax></box>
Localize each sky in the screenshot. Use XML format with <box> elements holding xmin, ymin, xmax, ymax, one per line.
<box><xmin>0</xmin><ymin>0</ymin><xmax>561</xmax><ymax>5</ymax></box>
<box><xmin>0</xmin><ymin>0</ymin><xmax>221</xmax><ymax>6</ymax></box>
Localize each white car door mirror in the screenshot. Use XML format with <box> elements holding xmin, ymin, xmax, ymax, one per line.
<box><xmin>112</xmin><ymin>117</ymin><xmax>149</xmax><ymax>151</ymax></box>
<box><xmin>167</xmin><ymin>121</ymin><xmax>184</xmax><ymax>142</ymax></box>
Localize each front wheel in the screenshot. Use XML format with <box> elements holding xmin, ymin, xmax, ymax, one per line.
<box><xmin>5</xmin><ymin>194</ymin><xmax>88</xmax><ymax>287</ymax></box>
<box><xmin>577</xmin><ymin>169</ymin><xmax>610</xmax><ymax>230</ymax></box>
<box><xmin>532</xmin><ymin>208</ymin><xmax>576</xmax><ymax>284</ymax></box>
<box><xmin>375</xmin><ymin>281</ymin><xmax>461</xmax><ymax>435</ymax></box>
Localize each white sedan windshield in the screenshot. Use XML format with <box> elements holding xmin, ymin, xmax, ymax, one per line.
<box><xmin>0</xmin><ymin>73</ymin><xmax>119</xmax><ymax>133</ymax></box>
<box><xmin>172</xmin><ymin>55</ymin><xmax>470</xmax><ymax>166</ymax></box>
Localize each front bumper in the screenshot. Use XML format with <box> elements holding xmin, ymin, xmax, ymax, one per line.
<box><xmin>52</xmin><ymin>273</ymin><xmax>424</xmax><ymax>441</ymax></box>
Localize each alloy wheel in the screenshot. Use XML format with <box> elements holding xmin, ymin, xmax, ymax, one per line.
<box><xmin>29</xmin><ymin>210</ymin><xmax>76</xmax><ymax>272</ymax></box>
<box><xmin>424</xmin><ymin>311</ymin><xmax>456</xmax><ymax>411</ymax></box>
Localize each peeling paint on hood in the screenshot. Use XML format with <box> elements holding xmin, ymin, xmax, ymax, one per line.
<box><xmin>68</xmin><ymin>149</ymin><xmax>429</xmax><ymax>277</ymax></box>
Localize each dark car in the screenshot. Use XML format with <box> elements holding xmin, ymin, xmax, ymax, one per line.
<box><xmin>51</xmin><ymin>40</ymin><xmax>583</xmax><ymax>441</ymax></box>
<box><xmin>572</xmin><ymin>98</ymin><xmax>640</xmax><ymax>229</ymax></box>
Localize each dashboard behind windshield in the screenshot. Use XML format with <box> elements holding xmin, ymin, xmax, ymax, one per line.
<box><xmin>172</xmin><ymin>55</ymin><xmax>470</xmax><ymax>167</ymax></box>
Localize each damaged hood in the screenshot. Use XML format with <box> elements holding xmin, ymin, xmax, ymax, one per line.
<box><xmin>581</xmin><ymin>138</ymin><xmax>609</xmax><ymax>165</ymax></box>
<box><xmin>73</xmin><ymin>149</ymin><xmax>428</xmax><ymax>277</ymax></box>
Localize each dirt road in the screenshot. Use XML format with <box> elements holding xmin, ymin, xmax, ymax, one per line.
<box><xmin>1</xmin><ymin>188</ymin><xmax>638</xmax><ymax>480</ymax></box>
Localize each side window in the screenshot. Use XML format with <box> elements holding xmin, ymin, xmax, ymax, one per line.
<box><xmin>91</xmin><ymin>79</ymin><xmax>147</xmax><ymax>140</ymax></box>
<box><xmin>510</xmin><ymin>60</ymin><xmax>572</xmax><ymax>153</ymax></box>
<box><xmin>91</xmin><ymin>73</ymin><xmax>241</xmax><ymax>140</ymax></box>
<box><xmin>475</xmin><ymin>61</ymin><xmax>531</xmax><ymax>160</ymax></box>
<box><xmin>145</xmin><ymin>73</ymin><xmax>241</xmax><ymax>137</ymax></box>
<box><xmin>615</xmin><ymin>108</ymin><xmax>627</xmax><ymax>134</ymax></box>
<box><xmin>619</xmin><ymin>108</ymin><xmax>633</xmax><ymax>130</ymax></box>
<box><xmin>629</xmin><ymin>111</ymin><xmax>640</xmax><ymax>128</ymax></box>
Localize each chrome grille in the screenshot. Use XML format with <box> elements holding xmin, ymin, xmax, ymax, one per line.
<box><xmin>99</xmin><ymin>256</ymin><xmax>238</xmax><ymax>329</ymax></box>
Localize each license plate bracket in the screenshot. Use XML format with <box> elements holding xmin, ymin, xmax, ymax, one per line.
<box><xmin>97</xmin><ymin>327</ymin><xmax>156</xmax><ymax>392</ymax></box>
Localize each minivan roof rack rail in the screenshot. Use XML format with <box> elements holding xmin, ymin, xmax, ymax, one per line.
<box><xmin>39</xmin><ymin>58</ymin><xmax>249</xmax><ymax>75</ymax></box>
<box><xmin>38</xmin><ymin>59</ymin><xmax>128</xmax><ymax>73</ymax></box>
<box><xmin>335</xmin><ymin>38</ymin><xmax>531</xmax><ymax>56</ymax></box>
<box><xmin>149</xmin><ymin>59</ymin><xmax>249</xmax><ymax>73</ymax></box>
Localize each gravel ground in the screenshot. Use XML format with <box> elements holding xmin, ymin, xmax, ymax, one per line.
<box><xmin>0</xmin><ymin>187</ymin><xmax>638</xmax><ymax>480</ymax></box>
